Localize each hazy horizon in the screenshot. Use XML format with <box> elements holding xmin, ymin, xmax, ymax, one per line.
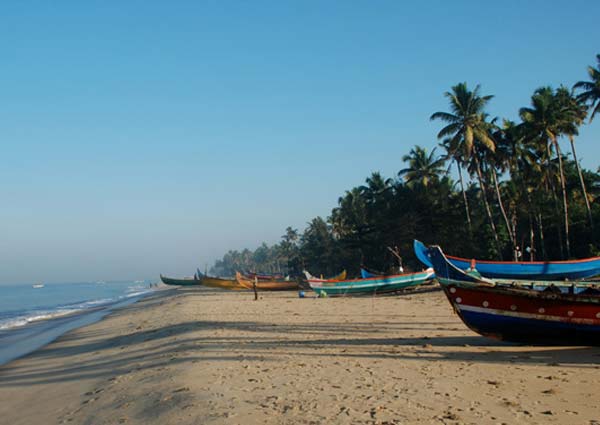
<box><xmin>2</xmin><ymin>1</ymin><xmax>599</xmax><ymax>284</ymax></box>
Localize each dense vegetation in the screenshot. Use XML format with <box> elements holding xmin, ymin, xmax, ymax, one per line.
<box><xmin>211</xmin><ymin>54</ymin><xmax>600</xmax><ymax>278</ymax></box>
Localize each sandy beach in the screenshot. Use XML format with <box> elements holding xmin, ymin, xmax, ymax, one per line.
<box><xmin>1</xmin><ymin>287</ymin><xmax>599</xmax><ymax>425</ymax></box>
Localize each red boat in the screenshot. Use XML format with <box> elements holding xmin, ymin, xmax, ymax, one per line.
<box><xmin>428</xmin><ymin>245</ymin><xmax>600</xmax><ymax>345</ymax></box>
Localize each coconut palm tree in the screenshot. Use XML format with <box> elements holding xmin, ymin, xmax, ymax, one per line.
<box><xmin>431</xmin><ymin>82</ymin><xmax>502</xmax><ymax>257</ymax></box>
<box><xmin>520</xmin><ymin>87</ymin><xmax>573</xmax><ymax>258</ymax></box>
<box><xmin>574</xmin><ymin>54</ymin><xmax>600</xmax><ymax>123</ymax></box>
<box><xmin>399</xmin><ymin>145</ymin><xmax>446</xmax><ymax>188</ymax></box>
<box><xmin>481</xmin><ymin>116</ymin><xmax>517</xmax><ymax>256</ymax></box>
<box><xmin>555</xmin><ymin>87</ymin><xmax>592</xmax><ymax>229</ymax></box>
<box><xmin>440</xmin><ymin>137</ymin><xmax>472</xmax><ymax>232</ymax></box>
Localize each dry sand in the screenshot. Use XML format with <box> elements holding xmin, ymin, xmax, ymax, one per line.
<box><xmin>1</xmin><ymin>287</ymin><xmax>600</xmax><ymax>425</ymax></box>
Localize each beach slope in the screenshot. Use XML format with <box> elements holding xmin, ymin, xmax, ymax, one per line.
<box><xmin>1</xmin><ymin>288</ymin><xmax>600</xmax><ymax>424</ymax></box>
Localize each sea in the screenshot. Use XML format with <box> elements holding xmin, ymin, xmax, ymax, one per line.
<box><xmin>0</xmin><ymin>280</ymin><xmax>158</xmax><ymax>366</ymax></box>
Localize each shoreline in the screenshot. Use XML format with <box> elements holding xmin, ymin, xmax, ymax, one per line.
<box><xmin>1</xmin><ymin>288</ymin><xmax>600</xmax><ymax>424</ymax></box>
<box><xmin>0</xmin><ymin>287</ymin><xmax>175</xmax><ymax>366</ymax></box>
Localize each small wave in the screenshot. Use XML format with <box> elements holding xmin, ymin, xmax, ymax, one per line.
<box><xmin>0</xmin><ymin>283</ymin><xmax>155</xmax><ymax>331</ymax></box>
<box><xmin>0</xmin><ymin>309</ymin><xmax>81</xmax><ymax>330</ymax></box>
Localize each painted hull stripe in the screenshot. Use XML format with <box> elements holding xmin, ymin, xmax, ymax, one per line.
<box><xmin>457</xmin><ymin>304</ymin><xmax>599</xmax><ymax>325</ymax></box>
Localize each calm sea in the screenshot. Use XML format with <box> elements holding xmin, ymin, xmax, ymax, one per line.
<box><xmin>0</xmin><ymin>281</ymin><xmax>154</xmax><ymax>330</ymax></box>
<box><xmin>0</xmin><ymin>281</ymin><xmax>159</xmax><ymax>365</ymax></box>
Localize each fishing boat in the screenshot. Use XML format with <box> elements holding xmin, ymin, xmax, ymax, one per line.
<box><xmin>32</xmin><ymin>283</ymin><xmax>45</xmax><ymax>289</ymax></box>
<box><xmin>160</xmin><ymin>274</ymin><xmax>201</xmax><ymax>286</ymax></box>
<box><xmin>243</xmin><ymin>272</ymin><xmax>285</xmax><ymax>281</ymax></box>
<box><xmin>414</xmin><ymin>239</ymin><xmax>600</xmax><ymax>280</ymax></box>
<box><xmin>302</xmin><ymin>270</ymin><xmax>347</xmax><ymax>282</ymax></box>
<box><xmin>304</xmin><ymin>269</ymin><xmax>435</xmax><ymax>297</ymax></box>
<box><xmin>235</xmin><ymin>272</ymin><xmax>299</xmax><ymax>291</ymax></box>
<box><xmin>197</xmin><ymin>270</ymin><xmax>246</xmax><ymax>290</ymax></box>
<box><xmin>427</xmin><ymin>244</ymin><xmax>600</xmax><ymax>345</ymax></box>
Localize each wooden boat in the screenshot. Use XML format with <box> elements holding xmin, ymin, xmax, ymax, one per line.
<box><xmin>302</xmin><ymin>270</ymin><xmax>347</xmax><ymax>282</ymax></box>
<box><xmin>197</xmin><ymin>270</ymin><xmax>246</xmax><ymax>290</ymax></box>
<box><xmin>305</xmin><ymin>269</ymin><xmax>435</xmax><ymax>297</ymax></box>
<box><xmin>414</xmin><ymin>239</ymin><xmax>600</xmax><ymax>280</ymax></box>
<box><xmin>427</xmin><ymin>244</ymin><xmax>600</xmax><ymax>345</ymax></box>
<box><xmin>244</xmin><ymin>272</ymin><xmax>285</xmax><ymax>281</ymax></box>
<box><xmin>160</xmin><ymin>274</ymin><xmax>201</xmax><ymax>286</ymax></box>
<box><xmin>235</xmin><ymin>272</ymin><xmax>299</xmax><ymax>291</ymax></box>
<box><xmin>160</xmin><ymin>272</ymin><xmax>244</xmax><ymax>290</ymax></box>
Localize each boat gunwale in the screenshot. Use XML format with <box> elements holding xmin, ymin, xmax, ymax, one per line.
<box><xmin>306</xmin><ymin>268</ymin><xmax>434</xmax><ymax>285</ymax></box>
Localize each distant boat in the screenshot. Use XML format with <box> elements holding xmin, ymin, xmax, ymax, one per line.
<box><xmin>32</xmin><ymin>284</ymin><xmax>44</xmax><ymax>289</ymax></box>
<box><xmin>196</xmin><ymin>270</ymin><xmax>246</xmax><ymax>290</ymax></box>
<box><xmin>160</xmin><ymin>272</ymin><xmax>245</xmax><ymax>290</ymax></box>
<box><xmin>414</xmin><ymin>239</ymin><xmax>600</xmax><ymax>280</ymax></box>
<box><xmin>235</xmin><ymin>272</ymin><xmax>299</xmax><ymax>291</ymax></box>
<box><xmin>160</xmin><ymin>275</ymin><xmax>201</xmax><ymax>286</ymax></box>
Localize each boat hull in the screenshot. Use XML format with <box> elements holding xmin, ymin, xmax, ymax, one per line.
<box><xmin>235</xmin><ymin>272</ymin><xmax>299</xmax><ymax>291</ymax></box>
<box><xmin>160</xmin><ymin>275</ymin><xmax>201</xmax><ymax>286</ymax></box>
<box><xmin>201</xmin><ymin>276</ymin><xmax>245</xmax><ymax>290</ymax></box>
<box><xmin>443</xmin><ymin>284</ymin><xmax>600</xmax><ymax>345</ymax></box>
<box><xmin>414</xmin><ymin>239</ymin><xmax>600</xmax><ymax>280</ymax></box>
<box><xmin>307</xmin><ymin>269</ymin><xmax>435</xmax><ymax>297</ymax></box>
<box><xmin>427</xmin><ymin>244</ymin><xmax>600</xmax><ymax>345</ymax></box>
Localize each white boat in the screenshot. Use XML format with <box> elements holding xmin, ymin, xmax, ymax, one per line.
<box><xmin>32</xmin><ymin>284</ymin><xmax>45</xmax><ymax>289</ymax></box>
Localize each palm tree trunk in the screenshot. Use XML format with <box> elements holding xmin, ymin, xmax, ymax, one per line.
<box><xmin>537</xmin><ymin>213</ymin><xmax>547</xmax><ymax>260</ymax></box>
<box><xmin>491</xmin><ymin>167</ymin><xmax>516</xmax><ymax>256</ymax></box>
<box><xmin>456</xmin><ymin>160</ymin><xmax>472</xmax><ymax>233</ymax></box>
<box><xmin>569</xmin><ymin>136</ymin><xmax>594</xmax><ymax>230</ymax></box>
<box><xmin>552</xmin><ymin>139</ymin><xmax>571</xmax><ymax>258</ymax></box>
<box><xmin>473</xmin><ymin>155</ymin><xmax>502</xmax><ymax>259</ymax></box>
<box><xmin>529</xmin><ymin>212</ymin><xmax>535</xmax><ymax>261</ymax></box>
<box><xmin>549</xmin><ymin>186</ymin><xmax>565</xmax><ymax>259</ymax></box>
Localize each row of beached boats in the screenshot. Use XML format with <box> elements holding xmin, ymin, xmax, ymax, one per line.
<box><xmin>161</xmin><ymin>241</ymin><xmax>600</xmax><ymax>345</ymax></box>
<box><xmin>160</xmin><ymin>269</ymin><xmax>348</xmax><ymax>292</ymax></box>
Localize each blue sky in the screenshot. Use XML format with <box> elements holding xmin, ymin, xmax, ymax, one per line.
<box><xmin>1</xmin><ymin>1</ymin><xmax>599</xmax><ymax>284</ymax></box>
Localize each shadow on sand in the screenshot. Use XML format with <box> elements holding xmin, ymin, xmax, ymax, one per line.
<box><xmin>2</xmin><ymin>311</ymin><xmax>600</xmax><ymax>387</ymax></box>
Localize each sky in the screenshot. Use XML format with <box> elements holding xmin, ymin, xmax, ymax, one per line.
<box><xmin>1</xmin><ymin>1</ymin><xmax>599</xmax><ymax>284</ymax></box>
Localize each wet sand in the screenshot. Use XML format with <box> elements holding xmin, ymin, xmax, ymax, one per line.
<box><xmin>1</xmin><ymin>287</ymin><xmax>599</xmax><ymax>424</ymax></box>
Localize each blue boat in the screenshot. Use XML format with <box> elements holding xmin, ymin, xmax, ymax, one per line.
<box><xmin>414</xmin><ymin>239</ymin><xmax>600</xmax><ymax>280</ymax></box>
<box><xmin>427</xmin><ymin>244</ymin><xmax>600</xmax><ymax>345</ymax></box>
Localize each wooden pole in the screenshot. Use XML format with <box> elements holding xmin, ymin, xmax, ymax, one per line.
<box><xmin>253</xmin><ymin>276</ymin><xmax>258</xmax><ymax>301</ymax></box>
<box><xmin>387</xmin><ymin>246</ymin><xmax>403</xmax><ymax>272</ymax></box>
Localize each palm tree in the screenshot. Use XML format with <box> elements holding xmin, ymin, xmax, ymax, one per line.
<box><xmin>574</xmin><ymin>54</ymin><xmax>600</xmax><ymax>123</ymax></box>
<box><xmin>495</xmin><ymin>120</ymin><xmax>542</xmax><ymax>259</ymax></box>
<box><xmin>573</xmin><ymin>54</ymin><xmax>600</xmax><ymax>229</ymax></box>
<box><xmin>482</xmin><ymin>116</ymin><xmax>517</xmax><ymax>256</ymax></box>
<box><xmin>440</xmin><ymin>137</ymin><xmax>472</xmax><ymax>232</ymax></box>
<box><xmin>520</xmin><ymin>87</ymin><xmax>573</xmax><ymax>258</ymax></box>
<box><xmin>556</xmin><ymin>87</ymin><xmax>592</xmax><ymax>229</ymax></box>
<box><xmin>431</xmin><ymin>82</ymin><xmax>502</xmax><ymax>257</ymax></box>
<box><xmin>399</xmin><ymin>145</ymin><xmax>446</xmax><ymax>188</ymax></box>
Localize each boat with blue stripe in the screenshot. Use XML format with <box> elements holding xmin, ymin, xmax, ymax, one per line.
<box><xmin>414</xmin><ymin>239</ymin><xmax>600</xmax><ymax>280</ymax></box>
<box><xmin>426</xmin><ymin>244</ymin><xmax>600</xmax><ymax>345</ymax></box>
<box><xmin>305</xmin><ymin>268</ymin><xmax>435</xmax><ymax>297</ymax></box>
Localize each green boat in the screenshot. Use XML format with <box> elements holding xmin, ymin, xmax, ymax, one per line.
<box><xmin>160</xmin><ymin>274</ymin><xmax>201</xmax><ymax>286</ymax></box>
<box><xmin>304</xmin><ymin>268</ymin><xmax>435</xmax><ymax>296</ymax></box>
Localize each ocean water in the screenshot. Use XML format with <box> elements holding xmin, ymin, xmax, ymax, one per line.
<box><xmin>0</xmin><ymin>281</ymin><xmax>154</xmax><ymax>330</ymax></box>
<box><xmin>0</xmin><ymin>281</ymin><xmax>159</xmax><ymax>365</ymax></box>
